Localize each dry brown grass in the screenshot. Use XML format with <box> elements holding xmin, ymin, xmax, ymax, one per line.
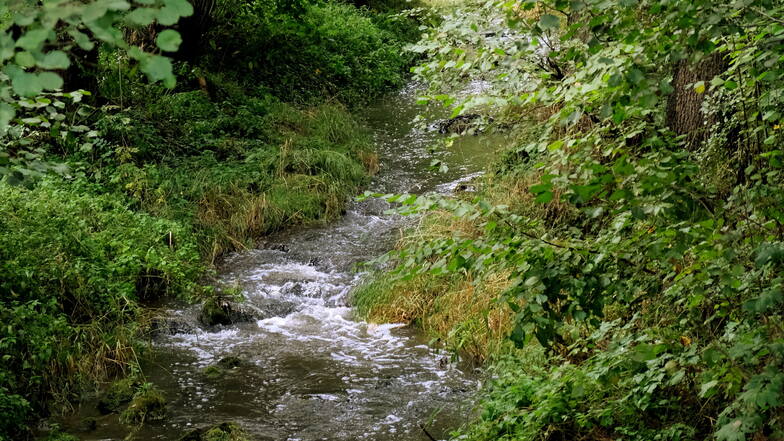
<box><xmin>362</xmin><ymin>270</ymin><xmax>517</xmax><ymax>362</ymax></box>
<box><xmin>485</xmin><ymin>170</ymin><xmax>578</xmax><ymax>225</ymax></box>
<box><xmin>357</xmin><ymin>205</ymin><xmax>527</xmax><ymax>361</ymax></box>
<box><xmin>358</xmin><ymin>151</ymin><xmax>380</xmax><ymax>175</ymax></box>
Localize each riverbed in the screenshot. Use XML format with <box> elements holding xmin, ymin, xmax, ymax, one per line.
<box><xmin>71</xmin><ymin>83</ymin><xmax>502</xmax><ymax>441</ymax></box>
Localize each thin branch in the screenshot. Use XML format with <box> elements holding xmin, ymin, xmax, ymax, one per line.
<box><xmin>419</xmin><ymin>424</ymin><xmax>438</xmax><ymax>441</ymax></box>
<box><xmin>752</xmin><ymin>7</ymin><xmax>784</xmax><ymax>25</ymax></box>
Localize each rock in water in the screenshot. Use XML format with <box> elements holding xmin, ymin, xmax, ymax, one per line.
<box><xmin>179</xmin><ymin>422</ymin><xmax>249</xmax><ymax>441</ymax></box>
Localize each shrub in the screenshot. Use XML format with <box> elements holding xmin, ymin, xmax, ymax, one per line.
<box><xmin>207</xmin><ymin>1</ymin><xmax>415</xmax><ymax>104</ymax></box>
<box><xmin>0</xmin><ymin>181</ymin><xmax>201</xmax><ymax>438</ymax></box>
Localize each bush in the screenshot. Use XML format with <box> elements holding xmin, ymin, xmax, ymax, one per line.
<box><xmin>207</xmin><ymin>1</ymin><xmax>416</xmax><ymax>104</ymax></box>
<box><xmin>0</xmin><ymin>182</ymin><xmax>202</xmax><ymax>438</ymax></box>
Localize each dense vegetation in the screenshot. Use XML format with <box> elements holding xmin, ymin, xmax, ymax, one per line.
<box><xmin>4</xmin><ymin>0</ymin><xmax>784</xmax><ymax>439</ymax></box>
<box><xmin>0</xmin><ymin>0</ymin><xmax>420</xmax><ymax>438</ymax></box>
<box><xmin>356</xmin><ymin>0</ymin><xmax>784</xmax><ymax>440</ymax></box>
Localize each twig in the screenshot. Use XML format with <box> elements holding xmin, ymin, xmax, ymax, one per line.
<box><xmin>752</xmin><ymin>7</ymin><xmax>784</xmax><ymax>25</ymax></box>
<box><xmin>419</xmin><ymin>423</ymin><xmax>438</xmax><ymax>441</ymax></box>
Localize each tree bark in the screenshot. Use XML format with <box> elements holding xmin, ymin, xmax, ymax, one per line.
<box><xmin>665</xmin><ymin>52</ymin><xmax>728</xmax><ymax>150</ymax></box>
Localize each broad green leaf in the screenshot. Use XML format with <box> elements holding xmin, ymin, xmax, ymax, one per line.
<box><xmin>157</xmin><ymin>5</ymin><xmax>181</xmax><ymax>25</ymax></box>
<box><xmin>0</xmin><ymin>33</ymin><xmax>15</xmax><ymax>61</ymax></box>
<box><xmin>39</xmin><ymin>50</ymin><xmax>70</xmax><ymax>69</ymax></box>
<box><xmin>126</xmin><ymin>7</ymin><xmax>158</xmax><ymax>26</ymax></box>
<box><xmin>7</xmin><ymin>67</ymin><xmax>43</xmax><ymax>97</ymax></box>
<box><xmin>539</xmin><ymin>14</ymin><xmax>560</xmax><ymax>29</ymax></box>
<box><xmin>535</xmin><ymin>191</ymin><xmax>554</xmax><ymax>203</ymax></box>
<box><xmin>156</xmin><ymin>29</ymin><xmax>182</xmax><ymax>52</ymax></box>
<box><xmin>15</xmin><ymin>28</ymin><xmax>50</xmax><ymax>51</ymax></box>
<box><xmin>37</xmin><ymin>72</ymin><xmax>63</xmax><ymax>90</ymax></box>
<box><xmin>141</xmin><ymin>55</ymin><xmax>174</xmax><ymax>85</ymax></box>
<box><xmin>14</xmin><ymin>51</ymin><xmax>35</xmax><ymax>68</ymax></box>
<box><xmin>68</xmin><ymin>30</ymin><xmax>96</xmax><ymax>51</ymax></box>
<box><xmin>0</xmin><ymin>103</ymin><xmax>15</xmax><ymax>133</ymax></box>
<box><xmin>699</xmin><ymin>380</ymin><xmax>719</xmax><ymax>397</ymax></box>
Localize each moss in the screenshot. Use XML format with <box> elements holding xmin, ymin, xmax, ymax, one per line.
<box><xmin>179</xmin><ymin>422</ymin><xmax>249</xmax><ymax>441</ymax></box>
<box><xmin>199</xmin><ymin>298</ymin><xmax>232</xmax><ymax>327</ymax></box>
<box><xmin>202</xmin><ymin>365</ymin><xmax>223</xmax><ymax>380</ymax></box>
<box><xmin>202</xmin><ymin>356</ymin><xmax>246</xmax><ymax>380</ymax></box>
<box><xmin>41</xmin><ymin>430</ymin><xmax>79</xmax><ymax>441</ymax></box>
<box><xmin>119</xmin><ymin>384</ymin><xmax>166</xmax><ymax>426</ymax></box>
<box><xmin>216</xmin><ymin>356</ymin><xmax>243</xmax><ymax>369</ymax></box>
<box><xmin>96</xmin><ymin>378</ymin><xmax>138</xmax><ymax>415</ymax></box>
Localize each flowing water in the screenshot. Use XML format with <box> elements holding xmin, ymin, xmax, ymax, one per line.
<box><xmin>69</xmin><ymin>84</ymin><xmax>503</xmax><ymax>440</ymax></box>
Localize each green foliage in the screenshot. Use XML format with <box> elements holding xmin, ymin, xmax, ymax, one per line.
<box><xmin>206</xmin><ymin>0</ymin><xmax>420</xmax><ymax>104</ymax></box>
<box><xmin>362</xmin><ymin>0</ymin><xmax>784</xmax><ymax>439</ymax></box>
<box><xmin>179</xmin><ymin>422</ymin><xmax>250</xmax><ymax>441</ymax></box>
<box><xmin>118</xmin><ymin>383</ymin><xmax>167</xmax><ymax>426</ymax></box>
<box><xmin>0</xmin><ymin>0</ymin><xmax>193</xmax><ymax>179</ymax></box>
<box><xmin>0</xmin><ymin>71</ymin><xmax>376</xmax><ymax>440</ymax></box>
<box><xmin>0</xmin><ymin>181</ymin><xmax>201</xmax><ymax>438</ymax></box>
<box><xmin>92</xmin><ymin>94</ymin><xmax>372</xmax><ymax>259</ymax></box>
<box><xmin>96</xmin><ymin>377</ymin><xmax>138</xmax><ymax>414</ymax></box>
<box><xmin>0</xmin><ymin>0</ymin><xmax>413</xmax><ymax>438</ymax></box>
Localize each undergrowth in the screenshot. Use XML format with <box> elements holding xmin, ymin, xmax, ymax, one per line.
<box><xmin>354</xmin><ymin>0</ymin><xmax>784</xmax><ymax>438</ymax></box>
<box><xmin>0</xmin><ymin>0</ymin><xmax>429</xmax><ymax>437</ymax></box>
<box><xmin>0</xmin><ymin>182</ymin><xmax>201</xmax><ymax>436</ymax></box>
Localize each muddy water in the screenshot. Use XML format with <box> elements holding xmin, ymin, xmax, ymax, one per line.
<box><xmin>77</xmin><ymin>84</ymin><xmax>502</xmax><ymax>440</ymax></box>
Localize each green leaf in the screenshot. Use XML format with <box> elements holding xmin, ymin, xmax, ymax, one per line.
<box><xmin>106</xmin><ymin>0</ymin><xmax>132</xmax><ymax>11</ymax></box>
<box><xmin>0</xmin><ymin>103</ymin><xmax>15</xmax><ymax>134</ymax></box>
<box><xmin>156</xmin><ymin>30</ymin><xmax>182</xmax><ymax>52</ymax></box>
<box><xmin>7</xmin><ymin>67</ymin><xmax>43</xmax><ymax>97</ymax></box>
<box><xmin>535</xmin><ymin>191</ymin><xmax>554</xmax><ymax>203</ymax></box>
<box><xmin>699</xmin><ymin>380</ymin><xmax>719</xmax><ymax>398</ymax></box>
<box><xmin>15</xmin><ymin>29</ymin><xmax>50</xmax><ymax>51</ymax></box>
<box><xmin>157</xmin><ymin>6</ymin><xmax>180</xmax><ymax>25</ymax></box>
<box><xmin>165</xmin><ymin>0</ymin><xmax>194</xmax><ymax>16</ymax></box>
<box><xmin>530</xmin><ymin>182</ymin><xmax>552</xmax><ymax>195</ymax></box>
<box><xmin>158</xmin><ymin>0</ymin><xmax>193</xmax><ymax>24</ymax></box>
<box><xmin>140</xmin><ymin>55</ymin><xmax>174</xmax><ymax>86</ymax></box>
<box><xmin>14</xmin><ymin>51</ymin><xmax>35</xmax><ymax>68</ymax></box>
<box><xmin>0</xmin><ymin>33</ymin><xmax>15</xmax><ymax>61</ymax></box>
<box><xmin>715</xmin><ymin>419</ymin><xmax>745</xmax><ymax>441</ymax></box>
<box><xmin>547</xmin><ymin>140</ymin><xmax>564</xmax><ymax>150</ymax></box>
<box><xmin>539</xmin><ymin>14</ymin><xmax>560</xmax><ymax>29</ymax></box>
<box><xmin>39</xmin><ymin>51</ymin><xmax>70</xmax><ymax>69</ymax></box>
<box><xmin>68</xmin><ymin>30</ymin><xmax>96</xmax><ymax>51</ymax></box>
<box><xmin>743</xmin><ymin>286</ymin><xmax>783</xmax><ymax>314</ymax></box>
<box><xmin>126</xmin><ymin>8</ymin><xmax>158</xmax><ymax>26</ymax></box>
<box><xmin>754</xmin><ymin>243</ymin><xmax>784</xmax><ymax>267</ymax></box>
<box><xmin>694</xmin><ymin>81</ymin><xmax>706</xmax><ymax>94</ymax></box>
<box><xmin>38</xmin><ymin>72</ymin><xmax>63</xmax><ymax>90</ymax></box>
<box><xmin>37</xmin><ymin>72</ymin><xmax>63</xmax><ymax>90</ymax></box>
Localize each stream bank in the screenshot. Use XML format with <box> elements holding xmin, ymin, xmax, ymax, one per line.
<box><xmin>61</xmin><ymin>84</ymin><xmax>503</xmax><ymax>440</ymax></box>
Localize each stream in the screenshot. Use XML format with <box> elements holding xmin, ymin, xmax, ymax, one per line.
<box><xmin>71</xmin><ymin>83</ymin><xmax>502</xmax><ymax>440</ymax></box>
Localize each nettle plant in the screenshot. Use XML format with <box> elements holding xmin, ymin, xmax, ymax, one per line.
<box><xmin>0</xmin><ymin>0</ymin><xmax>193</xmax><ymax>182</ymax></box>
<box><xmin>376</xmin><ymin>0</ymin><xmax>784</xmax><ymax>439</ymax></box>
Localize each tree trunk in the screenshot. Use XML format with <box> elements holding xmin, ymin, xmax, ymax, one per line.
<box><xmin>124</xmin><ymin>0</ymin><xmax>216</xmax><ymax>62</ymax></box>
<box><xmin>175</xmin><ymin>0</ymin><xmax>217</xmax><ymax>62</ymax></box>
<box><xmin>62</xmin><ymin>45</ymin><xmax>99</xmax><ymax>96</ymax></box>
<box><xmin>665</xmin><ymin>52</ymin><xmax>728</xmax><ymax>150</ymax></box>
